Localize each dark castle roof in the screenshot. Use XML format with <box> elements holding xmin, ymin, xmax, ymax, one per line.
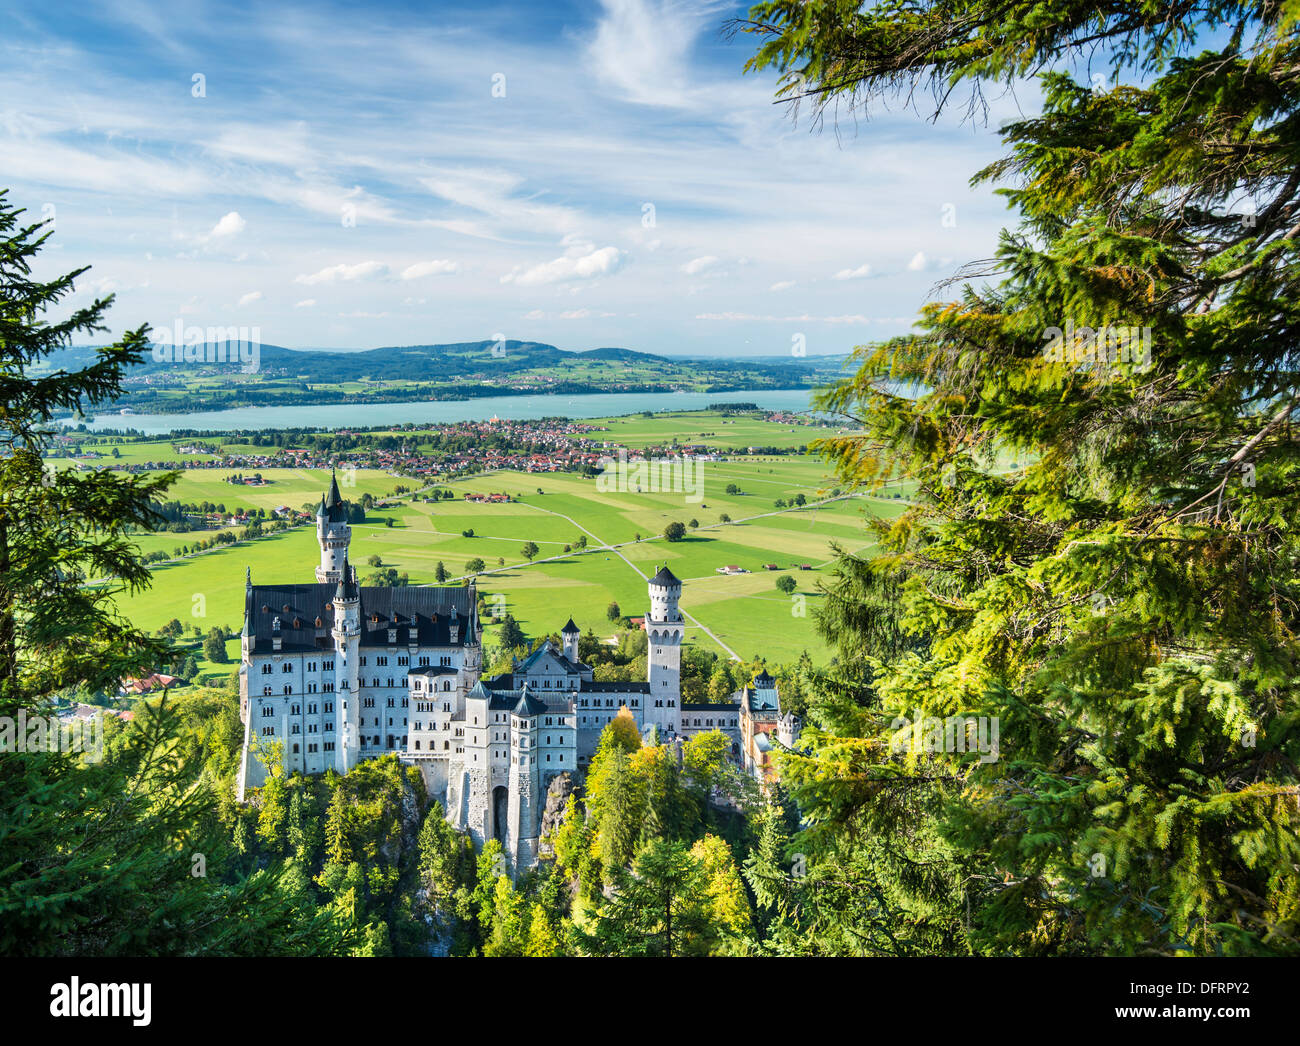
<box><xmin>513</xmin><ymin>688</ymin><xmax>550</xmax><ymax>717</ymax></box>
<box><xmin>318</xmin><ymin>470</ymin><xmax>347</xmax><ymax>523</ymax></box>
<box><xmin>335</xmin><ymin>554</ymin><xmax>358</xmax><ymax>601</ymax></box>
<box><xmin>649</xmin><ymin>564</ymin><xmax>680</xmax><ymax>587</ymax></box>
<box><xmin>561</xmin><ymin>617</ymin><xmax>579</xmax><ymax>634</ymax></box>
<box><xmin>468</xmin><ymin>680</ymin><xmax>572</xmax><ymax>714</ymax></box>
<box><xmin>515</xmin><ymin>641</ymin><xmax>585</xmax><ymax>675</ymax></box>
<box><xmin>244</xmin><ymin>582</ymin><xmax>477</xmax><ymax>652</ymax></box>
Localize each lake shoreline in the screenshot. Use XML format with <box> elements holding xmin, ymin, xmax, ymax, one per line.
<box><xmin>63</xmin><ymin>387</ymin><xmax>822</xmax><ymax>435</ymax></box>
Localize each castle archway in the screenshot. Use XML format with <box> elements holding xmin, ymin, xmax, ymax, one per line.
<box><xmin>491</xmin><ymin>786</ymin><xmax>509</xmax><ymax>845</ymax></box>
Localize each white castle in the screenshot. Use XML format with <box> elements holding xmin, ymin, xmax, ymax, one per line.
<box><xmin>236</xmin><ymin>472</ymin><xmax>695</xmax><ymax>869</ymax></box>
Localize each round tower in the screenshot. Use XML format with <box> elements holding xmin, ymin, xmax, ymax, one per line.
<box><xmin>646</xmin><ymin>565</ymin><xmax>684</xmax><ymax>735</ymax></box>
<box><xmin>561</xmin><ymin>617</ymin><xmax>580</xmax><ymax>664</ymax></box>
<box><xmin>316</xmin><ymin>469</ymin><xmax>352</xmax><ymax>584</ymax></box>
<box><xmin>331</xmin><ymin>553</ymin><xmax>362</xmax><ymax>773</ymax></box>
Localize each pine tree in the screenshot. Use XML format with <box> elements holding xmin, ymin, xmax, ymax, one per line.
<box><xmin>0</xmin><ymin>192</ymin><xmax>349</xmax><ymax>956</ymax></box>
<box><xmin>737</xmin><ymin>0</ymin><xmax>1300</xmax><ymax>955</ymax></box>
<box><xmin>577</xmin><ymin>839</ymin><xmax>711</xmax><ymax>957</ymax></box>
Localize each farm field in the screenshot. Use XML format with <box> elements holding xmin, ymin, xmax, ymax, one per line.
<box><xmin>111</xmin><ymin>453</ymin><xmax>903</xmax><ymax>664</ymax></box>
<box><xmin>154</xmin><ymin>467</ymin><xmax>403</xmax><ymax>513</ymax></box>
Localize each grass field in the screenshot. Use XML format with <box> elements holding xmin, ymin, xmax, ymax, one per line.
<box><xmin>579</xmin><ymin>411</ymin><xmax>856</xmax><ymax>451</ymax></box>
<box><xmin>110</xmin><ymin>451</ymin><xmax>906</xmax><ymax>664</ymax></box>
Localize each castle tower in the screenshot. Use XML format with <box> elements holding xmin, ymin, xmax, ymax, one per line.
<box><xmin>561</xmin><ymin>617</ymin><xmax>580</xmax><ymax>664</ymax></box>
<box><xmin>315</xmin><ymin>469</ymin><xmax>351</xmax><ymax>583</ymax></box>
<box><xmin>646</xmin><ymin>565</ymin><xmax>683</xmax><ymax>735</ymax></box>
<box><xmin>506</xmin><ymin>685</ymin><xmax>544</xmax><ymax>872</ymax></box>
<box><xmin>462</xmin><ymin>595</ymin><xmax>483</xmax><ymax>683</ymax></box>
<box><xmin>331</xmin><ymin>553</ymin><xmax>362</xmax><ymax>774</ymax></box>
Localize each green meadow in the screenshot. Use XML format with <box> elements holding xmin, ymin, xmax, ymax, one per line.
<box><xmin>111</xmin><ymin>449</ymin><xmax>906</xmax><ymax>664</ymax></box>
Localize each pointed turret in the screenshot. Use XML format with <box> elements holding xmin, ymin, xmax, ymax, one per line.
<box><xmin>561</xmin><ymin>617</ymin><xmax>580</xmax><ymax>663</ymax></box>
<box><xmin>334</xmin><ymin>551</ymin><xmax>358</xmax><ymax>602</ymax></box>
<box><xmin>320</xmin><ymin>468</ymin><xmax>347</xmax><ymax>523</ymax></box>
<box><xmin>315</xmin><ymin>467</ymin><xmax>352</xmax><ymax>584</ymax></box>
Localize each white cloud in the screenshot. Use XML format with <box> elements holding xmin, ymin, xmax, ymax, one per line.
<box><xmin>560</xmin><ymin>308</ymin><xmax>591</xmax><ymax>319</ymax></box>
<box><xmin>680</xmin><ymin>255</ymin><xmax>719</xmax><ymax>275</ymax></box>
<box><xmin>294</xmin><ymin>299</ymin><xmax>317</xmax><ymax>309</ymax></box>
<box><xmin>400</xmin><ymin>259</ymin><xmax>459</xmax><ymax>279</ymax></box>
<box><xmin>209</xmin><ymin>211</ymin><xmax>246</xmax><ymax>238</ymax></box>
<box><xmin>501</xmin><ymin>245</ymin><xmax>624</xmax><ymax>287</ymax></box>
<box><xmin>907</xmin><ymin>252</ymin><xmax>927</xmax><ymax>271</ymax></box>
<box><xmin>769</xmin><ymin>280</ymin><xmax>796</xmax><ymax>292</ymax></box>
<box><xmin>587</xmin><ymin>0</ymin><xmax>730</xmax><ymax>108</ymax></box>
<box><xmin>833</xmin><ymin>263</ymin><xmax>873</xmax><ymax>280</ymax></box>
<box><xmin>294</xmin><ymin>261</ymin><xmax>388</xmax><ymax>285</ymax></box>
<box><xmin>237</xmin><ymin>290</ymin><xmax>263</xmax><ymax>307</ymax></box>
<box><xmin>523</xmin><ymin>309</ymin><xmax>546</xmax><ymax>321</ymax></box>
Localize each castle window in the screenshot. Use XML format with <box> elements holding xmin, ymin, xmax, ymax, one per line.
<box><xmin>283</xmin><ymin>685</ymin><xmax>291</xmax><ymax>695</ymax></box>
<box><xmin>261</xmin><ymin>705</ymin><xmax>273</xmax><ymax>717</ymax></box>
<box><xmin>263</xmin><ymin>686</ymin><xmax>272</xmax><ymax>696</ymax></box>
<box><xmin>282</xmin><ymin>663</ymin><xmax>292</xmax><ymax>673</ymax></box>
<box><xmin>261</xmin><ymin>664</ymin><xmax>272</xmax><ymax>675</ymax></box>
<box><xmin>324</xmin><ymin>741</ymin><xmax>335</xmax><ymax>752</ymax></box>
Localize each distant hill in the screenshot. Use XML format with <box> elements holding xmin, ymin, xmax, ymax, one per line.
<box><xmin>41</xmin><ymin>339</ymin><xmax>842</xmax><ymax>384</ymax></box>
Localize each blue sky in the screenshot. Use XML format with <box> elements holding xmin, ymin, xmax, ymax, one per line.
<box><xmin>1</xmin><ymin>0</ymin><xmax>1032</xmax><ymax>356</ymax></box>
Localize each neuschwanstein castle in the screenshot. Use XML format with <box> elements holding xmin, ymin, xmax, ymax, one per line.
<box><xmin>238</xmin><ymin>472</ymin><xmax>756</xmax><ymax>870</ymax></box>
